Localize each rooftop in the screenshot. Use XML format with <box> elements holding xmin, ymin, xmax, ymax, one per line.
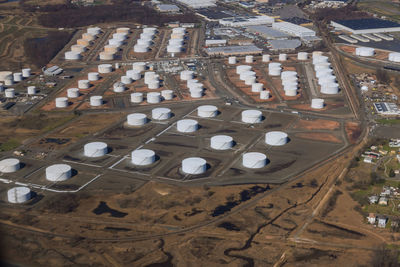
<box><xmin>246</xmin><ymin>25</ymin><xmax>290</xmax><ymax>39</ymax></box>
<box><xmin>268</xmin><ymin>39</ymin><xmax>301</xmax><ymax>50</ymax></box>
<box><xmin>333</xmin><ymin>18</ymin><xmax>400</xmax><ymax>30</ymax></box>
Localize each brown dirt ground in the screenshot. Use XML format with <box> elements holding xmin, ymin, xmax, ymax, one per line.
<box><xmin>295</xmin><ymin>132</ymin><xmax>342</xmax><ymax>143</ymax></box>
<box><xmin>294</xmin><ymin>119</ymin><xmax>340</xmax><ymax>131</ymax></box>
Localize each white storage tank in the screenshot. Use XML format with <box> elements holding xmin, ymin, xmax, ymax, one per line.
<box><xmin>311</xmin><ymin>98</ymin><xmax>325</xmax><ymax>109</ymax></box>
<box><xmin>0</xmin><ymin>158</ymin><xmax>20</xmax><ymax>173</ymax></box>
<box><xmin>104</xmin><ymin>45</ymin><xmax>118</xmax><ymax>53</ymax></box>
<box><xmin>180</xmin><ymin>70</ymin><xmax>194</xmax><ymax>81</ymax></box>
<box><xmin>355</xmin><ymin>47</ymin><xmax>375</xmax><ymax>57</ymax></box>
<box><xmin>4</xmin><ymin>78</ymin><xmax>13</xmax><ymax>86</ymax></box>
<box><xmin>281</xmin><ymin>71</ymin><xmax>297</xmax><ymax>79</ymax></box>
<box><xmin>167</xmin><ymin>45</ymin><xmax>182</xmax><ymax>53</ymax></box>
<box><xmin>137</xmin><ymin>39</ymin><xmax>152</xmax><ymax>46</ymax></box>
<box><xmin>265</xmin><ymin>131</ymin><xmax>288</xmax><ymax>146</ymax></box>
<box><xmin>134</xmin><ymin>45</ymin><xmax>149</xmax><ymax>53</ymax></box>
<box><xmin>228</xmin><ymin>56</ymin><xmax>237</xmax><ymax>64</ymax></box>
<box><xmin>312</xmin><ymin>51</ymin><xmax>323</xmax><ymax>58</ymax></box>
<box><xmin>143</xmin><ymin>27</ymin><xmax>157</xmax><ymax>34</ymax></box>
<box><xmin>161</xmin><ymin>89</ymin><xmax>174</xmax><ymax>100</ymax></box>
<box><xmin>82</xmin><ymin>33</ymin><xmax>95</xmax><ymax>41</ymax></box>
<box><xmin>284</xmin><ymin>88</ymin><xmax>297</xmax><ymax>96</ymax></box>
<box><xmin>182</xmin><ymin>157</ymin><xmax>207</xmax><ymax>175</ymax></box>
<box><xmin>245</xmin><ymin>55</ymin><xmax>254</xmax><ymax>63</ymax></box>
<box><xmin>244</xmin><ymin>76</ymin><xmax>256</xmax><ymax>85</ymax></box>
<box><xmin>84</xmin><ymin>142</ymin><xmax>108</xmax><ymax>157</ymax></box>
<box><xmin>313</xmin><ymin>55</ymin><xmax>329</xmax><ymax>64</ymax></box>
<box><xmin>152</xmin><ymin>107</ymin><xmax>171</xmax><ymax>120</ymax></box>
<box><xmin>88</xmin><ymin>72</ymin><xmax>100</xmax><ymax>81</ymax></box>
<box><xmin>27</xmin><ymin>86</ymin><xmax>36</xmax><ymax>95</ymax></box>
<box><xmin>260</xmin><ymin>90</ymin><xmax>270</xmax><ymax>100</ymax></box>
<box><xmin>177</xmin><ymin>119</ymin><xmax>198</xmax><ymax>133</ymax></box>
<box><xmin>132</xmin><ymin>62</ymin><xmax>147</xmax><ymax>72</ymax></box>
<box><xmin>236</xmin><ymin>65</ymin><xmax>252</xmax><ymax>74</ymax></box>
<box><xmin>297</xmin><ymin>52</ymin><xmax>308</xmax><ymax>60</ymax></box>
<box><xmin>90</xmin><ymin>96</ymin><xmax>103</xmax><ymax>106</ymax></box>
<box><xmin>197</xmin><ymin>105</ymin><xmax>218</xmax><ymax>118</ymax></box>
<box><xmin>127</xmin><ymin>113</ymin><xmax>147</xmax><ymax>126</ymax></box>
<box><xmin>109</xmin><ymin>39</ymin><xmax>123</xmax><ymax>47</ymax></box>
<box><xmin>78</xmin><ymin>80</ymin><xmax>90</xmax><ymax>89</ymax></box>
<box><xmin>130</xmin><ymin>92</ymin><xmax>143</xmax><ymax>103</ymax></box>
<box><xmin>98</xmin><ymin>64</ymin><xmax>113</xmax><ymax>73</ymax></box>
<box><xmin>45</xmin><ymin>164</ymin><xmax>72</xmax><ymax>181</ymax></box>
<box><xmin>77</xmin><ymin>39</ymin><xmax>90</xmax><ymax>47</ymax></box>
<box><xmin>7</xmin><ymin>187</ymin><xmax>31</xmax><ymax>203</ymax></box>
<box><xmin>210</xmin><ymin>135</ymin><xmax>233</xmax><ymax>150</ymax></box>
<box><xmin>241</xmin><ymin>110</ymin><xmax>262</xmax><ymax>123</ymax></box>
<box><xmin>148</xmin><ymin>80</ymin><xmax>160</xmax><ymax>90</ymax></box>
<box><xmin>321</xmin><ymin>83</ymin><xmax>339</xmax><ymax>94</ymax></box>
<box><xmin>67</xmin><ymin>88</ymin><xmax>80</xmax><ymax>98</ymax></box>
<box><xmin>116</xmin><ymin>27</ymin><xmax>130</xmax><ymax>34</ymax></box>
<box><xmin>388</xmin><ymin>52</ymin><xmax>400</xmax><ymax>62</ymax></box>
<box><xmin>147</xmin><ymin>92</ymin><xmax>161</xmax><ymax>103</ymax></box>
<box><xmin>71</xmin><ymin>44</ymin><xmax>86</xmax><ymax>53</ymax></box>
<box><xmin>131</xmin><ymin>149</ymin><xmax>156</xmax><ymax>166</ymax></box>
<box><xmin>22</xmin><ymin>68</ymin><xmax>31</xmax><ymax>78</ymax></box>
<box><xmin>190</xmin><ymin>88</ymin><xmax>203</xmax><ymax>98</ymax></box>
<box><xmin>65</xmin><ymin>51</ymin><xmax>81</xmax><ymax>60</ymax></box>
<box><xmin>262</xmin><ymin>54</ymin><xmax>270</xmax><ymax>62</ymax></box>
<box><xmin>113</xmin><ymin>33</ymin><xmax>127</xmax><ymax>41</ymax></box>
<box><xmin>99</xmin><ymin>52</ymin><xmax>115</xmax><ymax>60</ymax></box>
<box><xmin>87</xmin><ymin>27</ymin><xmax>101</xmax><ymax>35</ymax></box>
<box><xmin>113</xmin><ymin>82</ymin><xmax>125</xmax><ymax>93</ymax></box>
<box><xmin>55</xmin><ymin>97</ymin><xmax>68</xmax><ymax>108</ymax></box>
<box><xmin>126</xmin><ymin>70</ymin><xmax>141</xmax><ymax>80</ymax></box>
<box><xmin>121</xmin><ymin>76</ymin><xmax>132</xmax><ymax>85</ymax></box>
<box><xmin>240</xmin><ymin>70</ymin><xmax>256</xmax><ymax>80</ymax></box>
<box><xmin>279</xmin><ymin>53</ymin><xmax>287</xmax><ymax>61</ymax></box>
<box><xmin>5</xmin><ymin>88</ymin><xmax>15</xmax><ymax>98</ymax></box>
<box><xmin>242</xmin><ymin>152</ymin><xmax>267</xmax><ymax>169</ymax></box>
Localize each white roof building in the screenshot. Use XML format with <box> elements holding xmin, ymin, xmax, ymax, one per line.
<box><xmin>374</xmin><ymin>102</ymin><xmax>400</xmax><ymax>115</ymax></box>
<box><xmin>176</xmin><ymin>0</ymin><xmax>216</xmax><ymax>8</ymax></box>
<box><xmin>205</xmin><ymin>39</ymin><xmax>227</xmax><ymax>46</ymax></box>
<box><xmin>272</xmin><ymin>22</ymin><xmax>316</xmax><ymax>38</ymax></box>
<box><xmin>219</xmin><ymin>16</ymin><xmax>274</xmax><ymax>27</ymax></box>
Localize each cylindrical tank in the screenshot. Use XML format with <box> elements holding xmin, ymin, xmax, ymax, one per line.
<box><xmin>71</xmin><ymin>44</ymin><xmax>86</xmax><ymax>53</ymax></box>
<box><xmin>45</xmin><ymin>164</ymin><xmax>72</xmax><ymax>181</ymax></box>
<box><xmin>260</xmin><ymin>90</ymin><xmax>270</xmax><ymax>99</ymax></box>
<box><xmin>180</xmin><ymin>70</ymin><xmax>194</xmax><ymax>81</ymax></box>
<box><xmin>121</xmin><ymin>76</ymin><xmax>132</xmax><ymax>85</ymax></box>
<box><xmin>27</xmin><ymin>86</ymin><xmax>36</xmax><ymax>95</ymax></box>
<box><xmin>262</xmin><ymin>54</ymin><xmax>270</xmax><ymax>62</ymax></box>
<box><xmin>7</xmin><ymin>187</ymin><xmax>31</xmax><ymax>203</ymax></box>
<box><xmin>265</xmin><ymin>131</ymin><xmax>288</xmax><ymax>146</ymax></box>
<box><xmin>82</xmin><ymin>33</ymin><xmax>95</xmax><ymax>41</ymax></box>
<box><xmin>152</xmin><ymin>107</ymin><xmax>171</xmax><ymax>120</ymax></box>
<box><xmin>131</xmin><ymin>149</ymin><xmax>156</xmax><ymax>166</ymax></box>
<box><xmin>211</xmin><ymin>135</ymin><xmax>233</xmax><ymax>150</ymax></box>
<box><xmin>113</xmin><ymin>33</ymin><xmax>127</xmax><ymax>41</ymax></box>
<box><xmin>244</xmin><ymin>76</ymin><xmax>256</xmax><ymax>85</ymax></box>
<box><xmin>284</xmin><ymin>88</ymin><xmax>297</xmax><ymax>96</ymax></box>
<box><xmin>177</xmin><ymin>119</ymin><xmax>198</xmax><ymax>133</ymax></box>
<box><xmin>90</xmin><ymin>96</ymin><xmax>103</xmax><ymax>106</ymax></box>
<box><xmin>281</xmin><ymin>71</ymin><xmax>297</xmax><ymax>79</ymax></box>
<box><xmin>55</xmin><ymin>97</ymin><xmax>68</xmax><ymax>108</ymax></box>
<box><xmin>239</xmin><ymin>70</ymin><xmax>256</xmax><ymax>80</ymax></box>
<box><xmin>318</xmin><ymin>75</ymin><xmax>336</xmax><ymax>85</ymax></box>
<box><xmin>78</xmin><ymin>80</ymin><xmax>90</xmax><ymax>89</ymax></box>
<box><xmin>355</xmin><ymin>47</ymin><xmax>375</xmax><ymax>57</ymax></box>
<box><xmin>279</xmin><ymin>53</ymin><xmax>287</xmax><ymax>61</ymax></box>
<box><xmin>99</xmin><ymin>52</ymin><xmax>114</xmax><ymax>60</ymax></box>
<box><xmin>182</xmin><ymin>157</ymin><xmax>207</xmax><ymax>175</ymax></box>
<box><xmin>161</xmin><ymin>89</ymin><xmax>174</xmax><ymax>100</ymax></box>
<box><xmin>22</xmin><ymin>68</ymin><xmax>31</xmax><ymax>78</ymax></box>
<box><xmin>116</xmin><ymin>27</ymin><xmax>130</xmax><ymax>34</ymax></box>
<box><xmin>269</xmin><ymin>67</ymin><xmax>281</xmax><ymax>76</ymax></box>
<box><xmin>242</xmin><ymin>152</ymin><xmax>267</xmax><ymax>169</ymax></box>
<box><xmin>87</xmin><ymin>27</ymin><xmax>101</xmax><ymax>35</ymax></box>
<box><xmin>126</xmin><ymin>70</ymin><xmax>141</xmax><ymax>80</ymax></box>
<box><xmin>0</xmin><ymin>71</ymin><xmax>13</xmax><ymax>81</ymax></box>
<box><xmin>0</xmin><ymin>158</ymin><xmax>20</xmax><ymax>173</ymax></box>
<box><xmin>77</xmin><ymin>39</ymin><xmax>90</xmax><ymax>47</ymax></box>
<box><xmin>113</xmin><ymin>82</ymin><xmax>125</xmax><ymax>93</ymax></box>
<box><xmin>65</xmin><ymin>51</ymin><xmax>81</xmax><ymax>60</ymax></box>
<box><xmin>67</xmin><ymin>88</ymin><xmax>80</xmax><ymax>98</ymax></box>
<box><xmin>109</xmin><ymin>39</ymin><xmax>123</xmax><ymax>47</ymax></box>
<box><xmin>313</xmin><ymin>55</ymin><xmax>329</xmax><ymax>64</ymax></box>
<box><xmin>104</xmin><ymin>45</ymin><xmax>118</xmax><ymax>53</ymax></box>
<box><xmin>137</xmin><ymin>39</ymin><xmax>152</xmax><ymax>46</ymax></box>
<box><xmin>311</xmin><ymin>98</ymin><xmax>324</xmax><ymax>109</ymax></box>
<box><xmin>297</xmin><ymin>52</ymin><xmax>308</xmax><ymax>60</ymax></box>
<box><xmin>241</xmin><ymin>110</ymin><xmax>262</xmax><ymax>123</ymax></box>
<box><xmin>197</xmin><ymin>105</ymin><xmax>218</xmax><ymax>118</ymax></box>
<box><xmin>148</xmin><ymin>80</ymin><xmax>160</xmax><ymax>90</ymax></box>
<box><xmin>190</xmin><ymin>88</ymin><xmax>203</xmax><ymax>98</ymax></box>
<box><xmin>169</xmin><ymin>39</ymin><xmax>183</xmax><ymax>46</ymax></box>
<box><xmin>167</xmin><ymin>45</ymin><xmax>182</xmax><ymax>53</ymax></box>
<box><xmin>228</xmin><ymin>56</ymin><xmax>237</xmax><ymax>64</ymax></box>
<box><xmin>147</xmin><ymin>92</ymin><xmax>161</xmax><ymax>103</ymax></box>
<box><xmin>127</xmin><ymin>113</ymin><xmax>147</xmax><ymax>126</ymax></box>
<box><xmin>388</xmin><ymin>52</ymin><xmax>400</xmax><ymax>62</ymax></box>
<box><xmin>283</xmin><ymin>82</ymin><xmax>298</xmax><ymax>91</ymax></box>
<box><xmin>236</xmin><ymin>65</ymin><xmax>252</xmax><ymax>74</ymax></box>
<box><xmin>132</xmin><ymin>62</ymin><xmax>146</xmax><ymax>72</ymax></box>
<box><xmin>98</xmin><ymin>64</ymin><xmax>113</xmax><ymax>73</ymax></box>
<box><xmin>172</xmin><ymin>27</ymin><xmax>186</xmax><ymax>34</ymax></box>
<box><xmin>84</xmin><ymin>142</ymin><xmax>108</xmax><ymax>157</ymax></box>
<box><xmin>4</xmin><ymin>78</ymin><xmax>13</xmax><ymax>86</ymax></box>
<box><xmin>245</xmin><ymin>55</ymin><xmax>254</xmax><ymax>63</ymax></box>
<box><xmin>5</xmin><ymin>88</ymin><xmax>15</xmax><ymax>98</ymax></box>
<box><xmin>88</xmin><ymin>72</ymin><xmax>100</xmax><ymax>81</ymax></box>
<box><xmin>321</xmin><ymin>83</ymin><xmax>339</xmax><ymax>94</ymax></box>
<box><xmin>134</xmin><ymin>45</ymin><xmax>149</xmax><ymax>53</ymax></box>
<box><xmin>130</xmin><ymin>92</ymin><xmax>143</xmax><ymax>103</ymax></box>
<box><xmin>312</xmin><ymin>51</ymin><xmax>323</xmax><ymax>58</ymax></box>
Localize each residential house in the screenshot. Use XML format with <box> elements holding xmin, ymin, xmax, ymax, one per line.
<box><xmin>368</xmin><ymin>195</ymin><xmax>379</xmax><ymax>204</ymax></box>
<box><xmin>377</xmin><ymin>215</ymin><xmax>388</xmax><ymax>228</ymax></box>
<box><xmin>367</xmin><ymin>213</ymin><xmax>376</xmax><ymax>224</ymax></box>
<box><xmin>378</xmin><ymin>197</ymin><xmax>388</xmax><ymax>206</ymax></box>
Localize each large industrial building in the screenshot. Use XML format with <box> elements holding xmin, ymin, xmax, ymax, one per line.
<box><xmin>268</xmin><ymin>39</ymin><xmax>302</xmax><ymax>51</ymax></box>
<box><xmin>331</xmin><ymin>18</ymin><xmax>400</xmax><ymax>34</ymax></box>
<box><xmin>219</xmin><ymin>16</ymin><xmax>274</xmax><ymax>27</ymax></box>
<box><xmin>272</xmin><ymin>22</ymin><xmax>316</xmax><ymax>38</ymax></box>
<box><xmin>205</xmin><ymin>45</ymin><xmax>262</xmax><ymax>56</ymax></box>
<box><xmin>374</xmin><ymin>102</ymin><xmax>400</xmax><ymax>116</ymax></box>
<box><xmin>176</xmin><ymin>0</ymin><xmax>216</xmax><ymax>8</ymax></box>
<box><xmin>246</xmin><ymin>25</ymin><xmax>290</xmax><ymax>39</ymax></box>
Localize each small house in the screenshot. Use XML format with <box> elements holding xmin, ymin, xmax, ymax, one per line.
<box><xmin>368</xmin><ymin>195</ymin><xmax>379</xmax><ymax>204</ymax></box>
<box><xmin>378</xmin><ymin>197</ymin><xmax>388</xmax><ymax>206</ymax></box>
<box><xmin>367</xmin><ymin>213</ymin><xmax>376</xmax><ymax>224</ymax></box>
<box><xmin>377</xmin><ymin>215</ymin><xmax>388</xmax><ymax>228</ymax></box>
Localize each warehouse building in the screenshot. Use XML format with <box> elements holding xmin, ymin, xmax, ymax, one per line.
<box><xmin>272</xmin><ymin>22</ymin><xmax>316</xmax><ymax>38</ymax></box>
<box><xmin>176</xmin><ymin>0</ymin><xmax>216</xmax><ymax>8</ymax></box>
<box><xmin>246</xmin><ymin>25</ymin><xmax>290</xmax><ymax>39</ymax></box>
<box><xmin>374</xmin><ymin>102</ymin><xmax>400</xmax><ymax>116</ymax></box>
<box><xmin>268</xmin><ymin>39</ymin><xmax>302</xmax><ymax>51</ymax></box>
<box><xmin>205</xmin><ymin>39</ymin><xmax>227</xmax><ymax>46</ymax></box>
<box><xmin>156</xmin><ymin>4</ymin><xmax>180</xmax><ymax>13</ymax></box>
<box><xmin>205</xmin><ymin>45</ymin><xmax>262</xmax><ymax>56</ymax></box>
<box><xmin>219</xmin><ymin>15</ymin><xmax>274</xmax><ymax>27</ymax></box>
<box><xmin>331</xmin><ymin>18</ymin><xmax>400</xmax><ymax>34</ymax></box>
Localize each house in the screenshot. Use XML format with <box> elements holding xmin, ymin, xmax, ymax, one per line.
<box><xmin>379</xmin><ymin>197</ymin><xmax>388</xmax><ymax>206</ymax></box>
<box><xmin>364</xmin><ymin>157</ymin><xmax>373</xmax><ymax>164</ymax></box>
<box><xmin>377</xmin><ymin>215</ymin><xmax>388</xmax><ymax>228</ymax></box>
<box><xmin>367</xmin><ymin>213</ymin><xmax>376</xmax><ymax>224</ymax></box>
<box><xmin>381</xmin><ymin>187</ymin><xmax>391</xmax><ymax>197</ymax></box>
<box><xmin>368</xmin><ymin>195</ymin><xmax>379</xmax><ymax>204</ymax></box>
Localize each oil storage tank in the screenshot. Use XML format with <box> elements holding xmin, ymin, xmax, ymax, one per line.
<box><xmin>241</xmin><ymin>110</ymin><xmax>262</xmax><ymax>123</ymax></box>
<box><xmin>177</xmin><ymin>119</ymin><xmax>198</xmax><ymax>133</ymax></box>
<box><xmin>45</xmin><ymin>164</ymin><xmax>72</xmax><ymax>181</ymax></box>
<box><xmin>210</xmin><ymin>135</ymin><xmax>233</xmax><ymax>150</ymax></box>
<box><xmin>127</xmin><ymin>113</ymin><xmax>147</xmax><ymax>126</ymax></box>
<box><xmin>182</xmin><ymin>157</ymin><xmax>207</xmax><ymax>175</ymax></box>
<box><xmin>7</xmin><ymin>187</ymin><xmax>31</xmax><ymax>203</ymax></box>
<box><xmin>84</xmin><ymin>142</ymin><xmax>108</xmax><ymax>157</ymax></box>
<box><xmin>0</xmin><ymin>158</ymin><xmax>20</xmax><ymax>173</ymax></box>
<box><xmin>242</xmin><ymin>152</ymin><xmax>267</xmax><ymax>169</ymax></box>
<box><xmin>131</xmin><ymin>149</ymin><xmax>156</xmax><ymax>166</ymax></box>
<box><xmin>265</xmin><ymin>131</ymin><xmax>288</xmax><ymax>146</ymax></box>
<box><xmin>152</xmin><ymin>107</ymin><xmax>171</xmax><ymax>120</ymax></box>
<box><xmin>197</xmin><ymin>105</ymin><xmax>218</xmax><ymax>117</ymax></box>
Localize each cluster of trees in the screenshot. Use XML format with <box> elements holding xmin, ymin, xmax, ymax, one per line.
<box><xmin>312</xmin><ymin>5</ymin><xmax>370</xmax><ymax>22</ymax></box>
<box><xmin>376</xmin><ymin>68</ymin><xmax>391</xmax><ymax>84</ymax></box>
<box><xmin>21</xmin><ymin>1</ymin><xmax>198</xmax><ymax>28</ymax></box>
<box><xmin>23</xmin><ymin>31</ymin><xmax>74</xmax><ymax>67</ymax></box>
